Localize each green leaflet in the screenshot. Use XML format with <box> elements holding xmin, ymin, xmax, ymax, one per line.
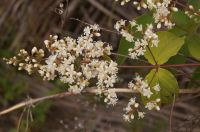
<box><xmin>116</xmin><ymin>37</ymin><xmax>134</xmax><ymax>64</ymax></box>
<box><xmin>187</xmin><ymin>0</ymin><xmax>200</xmax><ymax>10</ymax></box>
<box><xmin>169</xmin><ymin>26</ymin><xmax>187</xmax><ymax>37</ymax></box>
<box><xmin>116</xmin><ymin>13</ymin><xmax>154</xmax><ymax>64</ymax></box>
<box><xmin>187</xmin><ymin>33</ymin><xmax>200</xmax><ymax>60</ymax></box>
<box><xmin>145</xmin><ymin>68</ymin><xmax>179</xmax><ymax>104</ymax></box>
<box><xmin>166</xmin><ymin>43</ymin><xmax>190</xmax><ymax>65</ymax></box>
<box><xmin>144</xmin><ymin>31</ymin><xmax>185</xmax><ymax>65</ymax></box>
<box><xmin>171</xmin><ymin>11</ymin><xmax>200</xmax><ymax>34</ymax></box>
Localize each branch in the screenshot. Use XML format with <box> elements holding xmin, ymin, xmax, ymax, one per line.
<box><xmin>0</xmin><ymin>92</ymin><xmax>73</xmax><ymax>116</ymax></box>
<box><xmin>69</xmin><ymin>18</ymin><xmax>119</xmax><ymax>34</ymax></box>
<box><xmin>1</xmin><ymin>88</ymin><xmax>200</xmax><ymax>116</ymax></box>
<box><xmin>118</xmin><ymin>63</ymin><xmax>200</xmax><ymax>69</ymax></box>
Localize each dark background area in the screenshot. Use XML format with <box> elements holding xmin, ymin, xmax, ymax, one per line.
<box><xmin>0</xmin><ymin>0</ymin><xmax>200</xmax><ymax>131</ymax></box>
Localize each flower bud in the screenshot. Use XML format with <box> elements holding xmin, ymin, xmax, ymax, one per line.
<box><xmin>32</xmin><ymin>47</ymin><xmax>38</xmax><ymax>54</ymax></box>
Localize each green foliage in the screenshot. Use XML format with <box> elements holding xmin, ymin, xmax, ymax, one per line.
<box><xmin>145</xmin><ymin>31</ymin><xmax>185</xmax><ymax>65</ymax></box>
<box><xmin>169</xmin><ymin>26</ymin><xmax>187</xmax><ymax>37</ymax></box>
<box><xmin>171</xmin><ymin>11</ymin><xmax>200</xmax><ymax>34</ymax></box>
<box><xmin>187</xmin><ymin>0</ymin><xmax>200</xmax><ymax>10</ymax></box>
<box><xmin>135</xmin><ymin>13</ymin><xmax>154</xmax><ymax>25</ymax></box>
<box><xmin>0</xmin><ymin>73</ymin><xmax>27</xmax><ymax>104</ymax></box>
<box><xmin>116</xmin><ymin>37</ymin><xmax>133</xmax><ymax>64</ymax></box>
<box><xmin>0</xmin><ymin>49</ymin><xmax>13</xmax><ymax>57</ymax></box>
<box><xmin>186</xmin><ymin>33</ymin><xmax>200</xmax><ymax>60</ymax></box>
<box><xmin>32</xmin><ymin>101</ymin><xmax>52</xmax><ymax>127</ymax></box>
<box><xmin>145</xmin><ymin>68</ymin><xmax>179</xmax><ymax>103</ymax></box>
<box><xmin>116</xmin><ymin>13</ymin><xmax>153</xmax><ymax>64</ymax></box>
<box><xmin>166</xmin><ymin>54</ymin><xmax>185</xmax><ymax>65</ymax></box>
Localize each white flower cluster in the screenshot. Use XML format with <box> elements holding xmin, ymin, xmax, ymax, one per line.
<box><xmin>145</xmin><ymin>98</ymin><xmax>161</xmax><ymax>110</ymax></box>
<box><xmin>104</xmin><ymin>89</ymin><xmax>118</xmax><ymax>106</ymax></box>
<box><xmin>114</xmin><ymin>20</ymin><xmax>159</xmax><ymax>59</ymax></box>
<box><xmin>128</xmin><ymin>75</ymin><xmax>154</xmax><ymax>98</ymax></box>
<box><xmin>115</xmin><ymin>0</ymin><xmax>178</xmax><ymax>29</ymax></box>
<box><xmin>4</xmin><ymin>24</ymin><xmax>118</xmax><ymax>96</ymax></box>
<box><xmin>152</xmin><ymin>0</ymin><xmax>175</xmax><ymax>29</ymax></box>
<box><xmin>123</xmin><ymin>97</ymin><xmax>145</xmax><ymax>122</ymax></box>
<box><xmin>123</xmin><ymin>74</ymin><xmax>160</xmax><ymax>122</ymax></box>
<box><xmin>3</xmin><ymin>48</ymin><xmax>45</xmax><ymax>74</ymax></box>
<box><xmin>114</xmin><ymin>19</ymin><xmax>134</xmax><ymax>42</ymax></box>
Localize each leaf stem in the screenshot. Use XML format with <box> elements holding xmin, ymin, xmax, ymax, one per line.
<box><xmin>147</xmin><ymin>45</ymin><xmax>158</xmax><ymax>66</ymax></box>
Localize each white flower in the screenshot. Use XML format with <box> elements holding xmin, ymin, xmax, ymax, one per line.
<box><xmin>83</xmin><ymin>26</ymin><xmax>91</xmax><ymax>36</ymax></box>
<box><xmin>115</xmin><ymin>0</ymin><xmax>131</xmax><ymax>6</ymax></box>
<box><xmin>153</xmin><ymin>1</ymin><xmax>174</xmax><ymax>29</ymax></box>
<box><xmin>153</xmin><ymin>84</ymin><xmax>161</xmax><ymax>91</ymax></box>
<box><xmin>142</xmin><ymin>88</ymin><xmax>153</xmax><ymax>98</ymax></box>
<box><xmin>136</xmin><ymin>24</ymin><xmax>143</xmax><ymax>32</ymax></box>
<box><xmin>104</xmin><ymin>89</ymin><xmax>118</xmax><ymax>105</ymax></box>
<box><xmin>130</xmin><ymin>20</ymin><xmax>137</xmax><ymax>27</ymax></box>
<box><xmin>138</xmin><ymin>112</ymin><xmax>145</xmax><ymax>119</ymax></box>
<box><xmin>114</xmin><ymin>19</ymin><xmax>126</xmax><ymax>31</ymax></box>
<box><xmin>145</xmin><ymin>102</ymin><xmax>155</xmax><ymax>110</ymax></box>
<box><xmin>128</xmin><ymin>81</ymin><xmax>135</xmax><ymax>89</ymax></box>
<box><xmin>129</xmin><ymin>97</ymin><xmax>136</xmax><ymax>104</ymax></box>
<box><xmin>128</xmin><ymin>23</ymin><xmax>159</xmax><ymax>60</ymax></box>
<box><xmin>123</xmin><ymin>97</ymin><xmax>145</xmax><ymax>122</ymax></box>
<box><xmin>45</xmin><ymin>54</ymin><xmax>57</xmax><ymax>69</ymax></box>
<box><xmin>123</xmin><ymin>114</ymin><xmax>130</xmax><ymax>122</ymax></box>
<box><xmin>145</xmin><ymin>100</ymin><xmax>160</xmax><ymax>111</ymax></box>
<box><xmin>130</xmin><ymin>114</ymin><xmax>134</xmax><ymax>119</ymax></box>
<box><xmin>120</xmin><ymin>30</ymin><xmax>134</xmax><ymax>42</ymax></box>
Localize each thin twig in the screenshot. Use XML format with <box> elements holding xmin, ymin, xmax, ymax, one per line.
<box><xmin>69</xmin><ymin>17</ymin><xmax>119</xmax><ymax>34</ymax></box>
<box><xmin>61</xmin><ymin>0</ymin><xmax>69</xmax><ymax>29</ymax></box>
<box><xmin>169</xmin><ymin>94</ymin><xmax>176</xmax><ymax>132</ymax></box>
<box><xmin>0</xmin><ymin>92</ymin><xmax>73</xmax><ymax>116</ymax></box>
<box><xmin>17</xmin><ymin>107</ymin><xmax>26</xmax><ymax>132</ymax></box>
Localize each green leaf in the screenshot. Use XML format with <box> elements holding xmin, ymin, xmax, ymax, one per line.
<box><xmin>166</xmin><ymin>45</ymin><xmax>188</xmax><ymax>65</ymax></box>
<box><xmin>144</xmin><ymin>31</ymin><xmax>185</xmax><ymax>64</ymax></box>
<box><xmin>169</xmin><ymin>26</ymin><xmax>187</xmax><ymax>37</ymax></box>
<box><xmin>187</xmin><ymin>0</ymin><xmax>200</xmax><ymax>10</ymax></box>
<box><xmin>167</xmin><ymin>54</ymin><xmax>185</xmax><ymax>64</ymax></box>
<box><xmin>116</xmin><ymin>13</ymin><xmax>154</xmax><ymax>64</ymax></box>
<box><xmin>135</xmin><ymin>13</ymin><xmax>154</xmax><ymax>25</ymax></box>
<box><xmin>116</xmin><ymin>37</ymin><xmax>134</xmax><ymax>64</ymax></box>
<box><xmin>145</xmin><ymin>68</ymin><xmax>179</xmax><ymax>103</ymax></box>
<box><xmin>187</xmin><ymin>33</ymin><xmax>200</xmax><ymax>60</ymax></box>
<box><xmin>171</xmin><ymin>11</ymin><xmax>199</xmax><ymax>33</ymax></box>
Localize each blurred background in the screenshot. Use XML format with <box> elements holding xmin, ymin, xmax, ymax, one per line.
<box><xmin>0</xmin><ymin>0</ymin><xmax>200</xmax><ymax>131</ymax></box>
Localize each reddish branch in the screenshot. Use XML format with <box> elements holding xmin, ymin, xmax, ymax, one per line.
<box><xmin>118</xmin><ymin>63</ymin><xmax>200</xmax><ymax>69</ymax></box>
